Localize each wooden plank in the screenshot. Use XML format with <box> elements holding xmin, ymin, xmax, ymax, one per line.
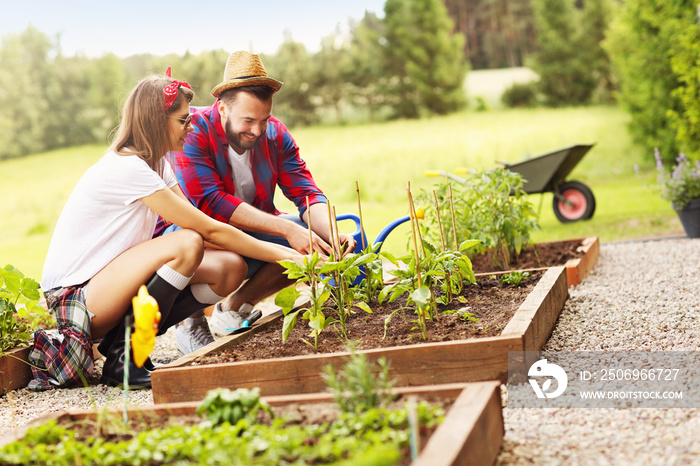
<box><xmin>152</xmin><ymin>262</ymin><xmax>567</xmax><ymax>403</ymax></box>
<box><xmin>413</xmin><ymin>381</ymin><xmax>503</xmax><ymax>466</ymax></box>
<box><xmin>1</xmin><ymin>382</ymin><xmax>503</xmax><ymax>466</ymax></box>
<box><xmin>153</xmin><ymin>335</ymin><xmax>520</xmax><ymax>403</ymax></box>
<box><xmin>0</xmin><ymin>346</ymin><xmax>32</xmax><ymax>393</ymax></box>
<box><xmin>500</xmin><ymin>267</ymin><xmax>569</xmax><ymax>351</ymax></box>
<box><xmin>472</xmin><ymin>237</ymin><xmax>599</xmax><ymax>288</ymax></box>
<box><xmin>565</xmin><ymin>236</ymin><xmax>599</xmax><ymax>287</ymax></box>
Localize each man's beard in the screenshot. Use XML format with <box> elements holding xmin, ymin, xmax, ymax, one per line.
<box><xmin>225</xmin><ymin>118</ymin><xmax>262</xmax><ymax>153</ymax></box>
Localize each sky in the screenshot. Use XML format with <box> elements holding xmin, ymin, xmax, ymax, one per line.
<box><xmin>0</xmin><ymin>0</ymin><xmax>387</xmax><ymax>57</ymax></box>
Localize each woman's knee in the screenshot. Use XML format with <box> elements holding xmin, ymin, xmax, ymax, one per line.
<box><xmin>171</xmin><ymin>229</ymin><xmax>205</xmax><ymax>269</ymax></box>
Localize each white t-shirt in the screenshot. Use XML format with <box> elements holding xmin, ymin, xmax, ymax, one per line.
<box><xmin>227</xmin><ymin>147</ymin><xmax>256</xmax><ymax>204</ymax></box>
<box><xmin>42</xmin><ymin>151</ymin><xmax>177</xmax><ymax>290</ymax></box>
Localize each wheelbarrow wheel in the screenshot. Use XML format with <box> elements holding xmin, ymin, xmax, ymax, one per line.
<box><xmin>552</xmin><ymin>181</ymin><xmax>596</xmax><ymax>223</ymax></box>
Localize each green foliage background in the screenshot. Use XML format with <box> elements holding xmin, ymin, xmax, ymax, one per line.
<box><xmin>604</xmin><ymin>0</ymin><xmax>700</xmax><ymax>165</ymax></box>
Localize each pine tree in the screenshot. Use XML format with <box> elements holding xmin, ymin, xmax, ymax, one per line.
<box><xmin>530</xmin><ymin>0</ymin><xmax>597</xmax><ymax>106</ymax></box>
<box><xmin>383</xmin><ymin>0</ymin><xmax>468</xmax><ymax>118</ymax></box>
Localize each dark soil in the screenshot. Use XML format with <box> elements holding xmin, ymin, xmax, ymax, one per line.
<box><xmin>194</xmin><ymin>271</ymin><xmax>542</xmax><ymax>366</ymax></box>
<box><xmin>470</xmin><ymin>238</ymin><xmax>584</xmax><ymax>273</ymax></box>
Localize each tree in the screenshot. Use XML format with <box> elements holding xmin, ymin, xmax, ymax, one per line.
<box><xmin>668</xmin><ymin>17</ymin><xmax>700</xmax><ymax>161</ymax></box>
<box><xmin>315</xmin><ymin>28</ymin><xmax>352</xmax><ymax>123</ymax></box>
<box><xmin>580</xmin><ymin>0</ymin><xmax>616</xmax><ymax>104</ymax></box>
<box><xmin>443</xmin><ymin>0</ymin><xmax>537</xmax><ymax>70</ymax></box>
<box><xmin>530</xmin><ymin>0</ymin><xmax>597</xmax><ymax>106</ymax></box>
<box><xmin>264</xmin><ymin>36</ymin><xmax>319</xmax><ymax>127</ymax></box>
<box><xmin>382</xmin><ymin>0</ymin><xmax>468</xmax><ymax>118</ymax></box>
<box><xmin>0</xmin><ymin>25</ymin><xmax>52</xmax><ymax>159</ymax></box>
<box><xmin>344</xmin><ymin>12</ymin><xmax>388</xmax><ymax>122</ymax></box>
<box><xmin>604</xmin><ymin>0</ymin><xmax>696</xmax><ymax>164</ymax></box>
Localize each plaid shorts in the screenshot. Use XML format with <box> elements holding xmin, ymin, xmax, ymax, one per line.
<box><xmin>27</xmin><ymin>283</ymin><xmax>95</xmax><ymax>391</ymax></box>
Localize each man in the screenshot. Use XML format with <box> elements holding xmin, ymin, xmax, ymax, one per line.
<box><xmin>161</xmin><ymin>51</ymin><xmax>355</xmax><ymax>354</ymax></box>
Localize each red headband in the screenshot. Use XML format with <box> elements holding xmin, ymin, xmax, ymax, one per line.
<box><xmin>163</xmin><ymin>67</ymin><xmax>191</xmax><ymax>110</ymax></box>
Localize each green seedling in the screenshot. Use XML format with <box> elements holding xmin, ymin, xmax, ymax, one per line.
<box><xmin>499</xmin><ymin>270</ymin><xmax>531</xmax><ymax>287</ymax></box>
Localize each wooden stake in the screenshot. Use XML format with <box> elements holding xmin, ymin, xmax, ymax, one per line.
<box><xmin>407</xmin><ymin>183</ymin><xmax>425</xmax><ymax>258</ymax></box>
<box><xmin>433</xmin><ymin>190</ymin><xmax>452</xmax><ymax>304</ymax></box>
<box><xmin>326</xmin><ymin>201</ymin><xmax>337</xmax><ymax>260</ymax></box>
<box><xmin>407</xmin><ymin>183</ymin><xmax>422</xmax><ymax>290</ymax></box>
<box><xmin>448</xmin><ymin>185</ymin><xmax>459</xmax><ymax>250</ymax></box>
<box><xmin>433</xmin><ymin>190</ymin><xmax>447</xmax><ymax>252</ymax></box>
<box><xmin>355</xmin><ymin>181</ymin><xmax>367</xmax><ymax>250</ymax></box>
<box><xmin>447</xmin><ymin>185</ymin><xmax>464</xmax><ymax>290</ymax></box>
<box><xmin>306</xmin><ymin>196</ymin><xmax>313</xmax><ymax>253</ymax></box>
<box><xmin>332</xmin><ymin>206</ymin><xmax>342</xmax><ymax>257</ymax></box>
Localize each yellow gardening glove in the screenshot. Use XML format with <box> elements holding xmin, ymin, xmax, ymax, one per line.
<box><xmin>131</xmin><ymin>285</ymin><xmax>160</xmax><ymax>368</ymax></box>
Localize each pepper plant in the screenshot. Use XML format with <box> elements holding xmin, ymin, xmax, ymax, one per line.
<box><xmin>276</xmin><ymin>249</ymin><xmax>378</xmax><ymax>345</ymax></box>
<box><xmin>379</xmin><ymin>239</ymin><xmax>479</xmax><ymax>340</ymax></box>
<box><xmin>275</xmin><ymin>252</ymin><xmax>333</xmax><ymax>348</ymax></box>
<box><xmin>416</xmin><ymin>167</ymin><xmax>539</xmax><ymax>269</ymax></box>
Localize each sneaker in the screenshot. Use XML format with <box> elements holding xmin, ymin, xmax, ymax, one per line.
<box><xmin>209</xmin><ymin>302</ymin><xmax>253</xmax><ymax>338</ymax></box>
<box><xmin>174</xmin><ymin>315</ymin><xmax>215</xmax><ymax>355</ymax></box>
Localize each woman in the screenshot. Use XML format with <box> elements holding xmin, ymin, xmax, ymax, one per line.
<box><xmin>28</xmin><ymin>71</ymin><xmax>306</xmax><ymax>390</ymax></box>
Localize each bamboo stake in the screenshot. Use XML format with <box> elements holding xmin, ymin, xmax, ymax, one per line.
<box><xmin>306</xmin><ymin>196</ymin><xmax>313</xmax><ymax>253</ymax></box>
<box><xmin>448</xmin><ymin>185</ymin><xmax>459</xmax><ymax>250</ymax></box>
<box><xmin>326</xmin><ymin>201</ymin><xmax>337</xmax><ymax>260</ymax></box>
<box><xmin>433</xmin><ymin>190</ymin><xmax>452</xmax><ymax>304</ymax></box>
<box><xmin>432</xmin><ymin>190</ymin><xmax>447</xmax><ymax>252</ymax></box>
<box><xmin>407</xmin><ymin>183</ymin><xmax>427</xmax><ymax>339</ymax></box>
<box><xmin>447</xmin><ymin>185</ymin><xmax>464</xmax><ymax>290</ymax></box>
<box><xmin>332</xmin><ymin>206</ymin><xmax>342</xmax><ymax>257</ymax></box>
<box><xmin>407</xmin><ymin>184</ymin><xmax>422</xmax><ymax>288</ymax></box>
<box><xmin>355</xmin><ymin>181</ymin><xmax>367</xmax><ymax>250</ymax></box>
<box><xmin>407</xmin><ymin>182</ymin><xmax>425</xmax><ymax>259</ymax></box>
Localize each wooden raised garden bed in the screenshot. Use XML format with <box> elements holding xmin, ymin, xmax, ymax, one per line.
<box><xmin>2</xmin><ymin>381</ymin><xmax>503</xmax><ymax>466</ymax></box>
<box><xmin>472</xmin><ymin>236</ymin><xmax>599</xmax><ymax>287</ymax></box>
<box><xmin>0</xmin><ymin>346</ymin><xmax>32</xmax><ymax>394</ymax></box>
<box><xmin>152</xmin><ymin>266</ymin><xmax>568</xmax><ymax>404</ymax></box>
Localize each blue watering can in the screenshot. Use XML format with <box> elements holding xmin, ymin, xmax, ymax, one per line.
<box><xmin>331</xmin><ymin>208</ymin><xmax>423</xmax><ymax>286</ymax></box>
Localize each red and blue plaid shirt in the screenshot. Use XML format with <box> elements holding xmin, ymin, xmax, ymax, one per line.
<box><xmin>157</xmin><ymin>103</ymin><xmax>326</xmax><ymax>233</ymax></box>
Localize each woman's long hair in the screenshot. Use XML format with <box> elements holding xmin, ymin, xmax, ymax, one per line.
<box><xmin>109</xmin><ymin>76</ymin><xmax>194</xmax><ymax>174</ymax></box>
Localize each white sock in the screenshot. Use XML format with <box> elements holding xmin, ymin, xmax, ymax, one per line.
<box><xmin>191</xmin><ymin>283</ymin><xmax>227</xmax><ymax>305</ymax></box>
<box><xmin>156</xmin><ymin>264</ymin><xmax>191</xmax><ymax>291</ymax></box>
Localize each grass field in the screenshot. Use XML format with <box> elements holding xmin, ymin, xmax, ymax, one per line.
<box><xmin>0</xmin><ymin>105</ymin><xmax>682</xmax><ymax>281</ymax></box>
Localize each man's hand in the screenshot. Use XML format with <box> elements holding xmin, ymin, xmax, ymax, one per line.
<box><xmin>337</xmin><ymin>233</ymin><xmax>357</xmax><ymax>258</ymax></box>
<box><xmin>286</xmin><ymin>224</ymin><xmax>333</xmax><ymax>256</ymax></box>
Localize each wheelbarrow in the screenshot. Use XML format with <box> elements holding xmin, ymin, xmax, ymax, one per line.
<box><xmin>501</xmin><ymin>143</ymin><xmax>596</xmax><ymax>223</ymax></box>
<box><xmin>428</xmin><ymin>143</ymin><xmax>596</xmax><ymax>223</ymax></box>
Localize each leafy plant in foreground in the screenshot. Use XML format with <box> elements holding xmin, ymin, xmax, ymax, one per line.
<box><xmin>196</xmin><ymin>387</ymin><xmax>272</xmax><ymax>426</ymax></box>
<box><xmin>322</xmin><ymin>344</ymin><xmax>396</xmax><ymax>413</ymax></box>
<box><xmin>0</xmin><ymin>265</ymin><xmax>53</xmax><ymax>352</ymax></box>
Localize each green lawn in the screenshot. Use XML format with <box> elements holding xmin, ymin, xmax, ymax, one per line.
<box><xmin>0</xmin><ymin>105</ymin><xmax>681</xmax><ymax>281</ymax></box>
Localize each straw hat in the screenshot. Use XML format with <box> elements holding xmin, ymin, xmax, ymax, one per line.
<box><xmin>211</xmin><ymin>51</ymin><xmax>283</xmax><ymax>98</ymax></box>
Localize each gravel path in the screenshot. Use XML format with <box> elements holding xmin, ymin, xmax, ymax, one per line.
<box><xmin>498</xmin><ymin>236</ymin><xmax>700</xmax><ymax>465</ymax></box>
<box><xmin>1</xmin><ymin>236</ymin><xmax>699</xmax><ymax>464</ymax></box>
